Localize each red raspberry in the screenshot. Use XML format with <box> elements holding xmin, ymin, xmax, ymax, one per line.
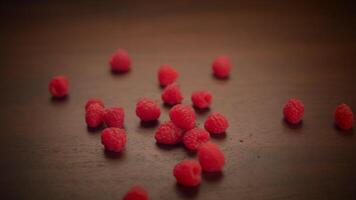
<box><xmin>183</xmin><ymin>128</ymin><xmax>210</xmax><ymax>151</ymax></box>
<box><xmin>123</xmin><ymin>185</ymin><xmax>149</xmax><ymax>200</ymax></box>
<box><xmin>191</xmin><ymin>90</ymin><xmax>212</xmax><ymax>109</ymax></box>
<box><xmin>155</xmin><ymin>121</ymin><xmax>183</xmax><ymax>144</ymax></box>
<box><xmin>104</xmin><ymin>107</ymin><xmax>125</xmax><ymax>128</ymax></box>
<box><xmin>334</xmin><ymin>103</ymin><xmax>354</xmax><ymax>130</ymax></box>
<box><xmin>136</xmin><ymin>98</ymin><xmax>161</xmax><ymax>122</ymax></box>
<box><xmin>85</xmin><ymin>98</ymin><xmax>104</xmax><ymax>110</ymax></box>
<box><xmin>109</xmin><ymin>49</ymin><xmax>131</xmax><ymax>72</ymax></box>
<box><xmin>48</xmin><ymin>75</ymin><xmax>69</xmax><ymax>98</ymax></box>
<box><xmin>212</xmin><ymin>56</ymin><xmax>231</xmax><ymax>79</ymax></box>
<box><xmin>169</xmin><ymin>104</ymin><xmax>196</xmax><ymax>130</ymax></box>
<box><xmin>101</xmin><ymin>127</ymin><xmax>126</xmax><ymax>153</ymax></box>
<box><xmin>173</xmin><ymin>159</ymin><xmax>202</xmax><ymax>186</ymax></box>
<box><xmin>158</xmin><ymin>64</ymin><xmax>179</xmax><ymax>87</ymax></box>
<box><xmin>198</xmin><ymin>142</ymin><xmax>225</xmax><ymax>172</ymax></box>
<box><xmin>161</xmin><ymin>83</ymin><xmax>183</xmax><ymax>106</ymax></box>
<box><xmin>283</xmin><ymin>98</ymin><xmax>304</xmax><ymax>124</ymax></box>
<box><xmin>204</xmin><ymin>112</ymin><xmax>229</xmax><ymax>134</ymax></box>
<box><xmin>85</xmin><ymin>104</ymin><xmax>105</xmax><ymax>128</ymax></box>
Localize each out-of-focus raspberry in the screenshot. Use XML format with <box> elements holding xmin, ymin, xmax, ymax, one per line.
<box><xmin>204</xmin><ymin>112</ymin><xmax>229</xmax><ymax>134</ymax></box>
<box><xmin>85</xmin><ymin>103</ymin><xmax>105</xmax><ymax>128</ymax></box>
<box><xmin>283</xmin><ymin>98</ymin><xmax>304</xmax><ymax>124</ymax></box>
<box><xmin>104</xmin><ymin>107</ymin><xmax>125</xmax><ymax>128</ymax></box>
<box><xmin>198</xmin><ymin>142</ymin><xmax>225</xmax><ymax>172</ymax></box>
<box><xmin>169</xmin><ymin>104</ymin><xmax>196</xmax><ymax>130</ymax></box>
<box><xmin>101</xmin><ymin>127</ymin><xmax>126</xmax><ymax>153</ymax></box>
<box><xmin>191</xmin><ymin>90</ymin><xmax>212</xmax><ymax>109</ymax></box>
<box><xmin>334</xmin><ymin>103</ymin><xmax>354</xmax><ymax>130</ymax></box>
<box><xmin>136</xmin><ymin>98</ymin><xmax>161</xmax><ymax>122</ymax></box>
<box><xmin>183</xmin><ymin>128</ymin><xmax>210</xmax><ymax>151</ymax></box>
<box><xmin>161</xmin><ymin>83</ymin><xmax>183</xmax><ymax>106</ymax></box>
<box><xmin>85</xmin><ymin>98</ymin><xmax>104</xmax><ymax>110</ymax></box>
<box><xmin>158</xmin><ymin>64</ymin><xmax>179</xmax><ymax>87</ymax></box>
<box><xmin>48</xmin><ymin>75</ymin><xmax>69</xmax><ymax>98</ymax></box>
<box><xmin>123</xmin><ymin>185</ymin><xmax>149</xmax><ymax>200</ymax></box>
<box><xmin>109</xmin><ymin>49</ymin><xmax>131</xmax><ymax>72</ymax></box>
<box><xmin>212</xmin><ymin>56</ymin><xmax>231</xmax><ymax>79</ymax></box>
<box><xmin>173</xmin><ymin>159</ymin><xmax>202</xmax><ymax>186</ymax></box>
<box><xmin>155</xmin><ymin>121</ymin><xmax>183</xmax><ymax>144</ymax></box>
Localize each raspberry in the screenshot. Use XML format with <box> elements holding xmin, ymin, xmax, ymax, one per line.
<box><xmin>48</xmin><ymin>75</ymin><xmax>69</xmax><ymax>98</ymax></box>
<box><xmin>158</xmin><ymin>64</ymin><xmax>179</xmax><ymax>87</ymax></box>
<box><xmin>123</xmin><ymin>185</ymin><xmax>149</xmax><ymax>200</ymax></box>
<box><xmin>161</xmin><ymin>83</ymin><xmax>183</xmax><ymax>106</ymax></box>
<box><xmin>109</xmin><ymin>49</ymin><xmax>131</xmax><ymax>72</ymax></box>
<box><xmin>101</xmin><ymin>127</ymin><xmax>126</xmax><ymax>153</ymax></box>
<box><xmin>169</xmin><ymin>104</ymin><xmax>196</xmax><ymax>130</ymax></box>
<box><xmin>104</xmin><ymin>107</ymin><xmax>125</xmax><ymax>128</ymax></box>
<box><xmin>204</xmin><ymin>112</ymin><xmax>229</xmax><ymax>134</ymax></box>
<box><xmin>183</xmin><ymin>128</ymin><xmax>210</xmax><ymax>151</ymax></box>
<box><xmin>85</xmin><ymin>98</ymin><xmax>104</xmax><ymax>110</ymax></box>
<box><xmin>334</xmin><ymin>103</ymin><xmax>354</xmax><ymax>130</ymax></box>
<box><xmin>198</xmin><ymin>142</ymin><xmax>225</xmax><ymax>172</ymax></box>
<box><xmin>283</xmin><ymin>98</ymin><xmax>304</xmax><ymax>124</ymax></box>
<box><xmin>173</xmin><ymin>160</ymin><xmax>202</xmax><ymax>186</ymax></box>
<box><xmin>155</xmin><ymin>121</ymin><xmax>183</xmax><ymax>144</ymax></box>
<box><xmin>85</xmin><ymin>104</ymin><xmax>105</xmax><ymax>128</ymax></box>
<box><xmin>136</xmin><ymin>98</ymin><xmax>161</xmax><ymax>122</ymax></box>
<box><xmin>212</xmin><ymin>56</ymin><xmax>231</xmax><ymax>79</ymax></box>
<box><xmin>191</xmin><ymin>90</ymin><xmax>212</xmax><ymax>109</ymax></box>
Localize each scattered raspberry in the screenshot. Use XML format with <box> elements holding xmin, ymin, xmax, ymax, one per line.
<box><xmin>212</xmin><ymin>56</ymin><xmax>231</xmax><ymax>79</ymax></box>
<box><xmin>109</xmin><ymin>49</ymin><xmax>131</xmax><ymax>72</ymax></box>
<box><xmin>334</xmin><ymin>103</ymin><xmax>354</xmax><ymax>130</ymax></box>
<box><xmin>173</xmin><ymin>160</ymin><xmax>202</xmax><ymax>186</ymax></box>
<box><xmin>136</xmin><ymin>98</ymin><xmax>161</xmax><ymax>122</ymax></box>
<box><xmin>283</xmin><ymin>98</ymin><xmax>304</xmax><ymax>124</ymax></box>
<box><xmin>161</xmin><ymin>83</ymin><xmax>183</xmax><ymax>106</ymax></box>
<box><xmin>101</xmin><ymin>127</ymin><xmax>126</xmax><ymax>153</ymax></box>
<box><xmin>123</xmin><ymin>185</ymin><xmax>149</xmax><ymax>200</ymax></box>
<box><xmin>191</xmin><ymin>90</ymin><xmax>212</xmax><ymax>109</ymax></box>
<box><xmin>104</xmin><ymin>107</ymin><xmax>125</xmax><ymax>128</ymax></box>
<box><xmin>183</xmin><ymin>128</ymin><xmax>210</xmax><ymax>151</ymax></box>
<box><xmin>204</xmin><ymin>112</ymin><xmax>229</xmax><ymax>134</ymax></box>
<box><xmin>85</xmin><ymin>98</ymin><xmax>104</xmax><ymax>110</ymax></box>
<box><xmin>48</xmin><ymin>75</ymin><xmax>69</xmax><ymax>98</ymax></box>
<box><xmin>169</xmin><ymin>104</ymin><xmax>196</xmax><ymax>130</ymax></box>
<box><xmin>158</xmin><ymin>64</ymin><xmax>179</xmax><ymax>87</ymax></box>
<box><xmin>85</xmin><ymin>104</ymin><xmax>105</xmax><ymax>128</ymax></box>
<box><xmin>198</xmin><ymin>142</ymin><xmax>225</xmax><ymax>172</ymax></box>
<box><xmin>155</xmin><ymin>121</ymin><xmax>184</xmax><ymax>144</ymax></box>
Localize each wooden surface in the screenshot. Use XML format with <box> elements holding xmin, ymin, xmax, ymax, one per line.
<box><xmin>1</xmin><ymin>1</ymin><xmax>356</xmax><ymax>199</ymax></box>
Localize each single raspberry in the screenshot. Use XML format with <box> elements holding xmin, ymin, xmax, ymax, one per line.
<box><xmin>173</xmin><ymin>159</ymin><xmax>202</xmax><ymax>186</ymax></box>
<box><xmin>101</xmin><ymin>127</ymin><xmax>126</xmax><ymax>153</ymax></box>
<box><xmin>123</xmin><ymin>185</ymin><xmax>149</xmax><ymax>200</ymax></box>
<box><xmin>136</xmin><ymin>98</ymin><xmax>161</xmax><ymax>122</ymax></box>
<box><xmin>155</xmin><ymin>121</ymin><xmax>184</xmax><ymax>144</ymax></box>
<box><xmin>85</xmin><ymin>104</ymin><xmax>105</xmax><ymax>128</ymax></box>
<box><xmin>85</xmin><ymin>98</ymin><xmax>104</xmax><ymax>110</ymax></box>
<box><xmin>212</xmin><ymin>56</ymin><xmax>231</xmax><ymax>79</ymax></box>
<box><xmin>161</xmin><ymin>83</ymin><xmax>183</xmax><ymax>106</ymax></box>
<box><xmin>48</xmin><ymin>75</ymin><xmax>69</xmax><ymax>98</ymax></box>
<box><xmin>283</xmin><ymin>98</ymin><xmax>304</xmax><ymax>124</ymax></box>
<box><xmin>104</xmin><ymin>107</ymin><xmax>125</xmax><ymax>128</ymax></box>
<box><xmin>204</xmin><ymin>112</ymin><xmax>229</xmax><ymax>134</ymax></box>
<box><xmin>158</xmin><ymin>64</ymin><xmax>179</xmax><ymax>87</ymax></box>
<box><xmin>334</xmin><ymin>103</ymin><xmax>354</xmax><ymax>130</ymax></box>
<box><xmin>191</xmin><ymin>90</ymin><xmax>212</xmax><ymax>109</ymax></box>
<box><xmin>109</xmin><ymin>49</ymin><xmax>131</xmax><ymax>72</ymax></box>
<box><xmin>183</xmin><ymin>128</ymin><xmax>210</xmax><ymax>151</ymax></box>
<box><xmin>198</xmin><ymin>142</ymin><xmax>225</xmax><ymax>172</ymax></box>
<box><xmin>169</xmin><ymin>104</ymin><xmax>196</xmax><ymax>130</ymax></box>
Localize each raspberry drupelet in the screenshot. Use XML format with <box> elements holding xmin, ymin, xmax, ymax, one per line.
<box><xmin>212</xmin><ymin>56</ymin><xmax>231</xmax><ymax>79</ymax></box>
<box><xmin>109</xmin><ymin>49</ymin><xmax>131</xmax><ymax>73</ymax></box>
<box><xmin>191</xmin><ymin>90</ymin><xmax>212</xmax><ymax>109</ymax></box>
<box><xmin>101</xmin><ymin>128</ymin><xmax>126</xmax><ymax>153</ymax></box>
<box><xmin>158</xmin><ymin>64</ymin><xmax>179</xmax><ymax>87</ymax></box>
<box><xmin>123</xmin><ymin>185</ymin><xmax>149</xmax><ymax>200</ymax></box>
<box><xmin>169</xmin><ymin>104</ymin><xmax>196</xmax><ymax>130</ymax></box>
<box><xmin>283</xmin><ymin>98</ymin><xmax>304</xmax><ymax>125</ymax></box>
<box><xmin>183</xmin><ymin>128</ymin><xmax>210</xmax><ymax>151</ymax></box>
<box><xmin>204</xmin><ymin>112</ymin><xmax>229</xmax><ymax>134</ymax></box>
<box><xmin>85</xmin><ymin>103</ymin><xmax>105</xmax><ymax>128</ymax></box>
<box><xmin>104</xmin><ymin>107</ymin><xmax>125</xmax><ymax>128</ymax></box>
<box><xmin>334</xmin><ymin>103</ymin><xmax>354</xmax><ymax>130</ymax></box>
<box><xmin>48</xmin><ymin>75</ymin><xmax>69</xmax><ymax>98</ymax></box>
<box><xmin>173</xmin><ymin>159</ymin><xmax>202</xmax><ymax>186</ymax></box>
<box><xmin>155</xmin><ymin>121</ymin><xmax>184</xmax><ymax>144</ymax></box>
<box><xmin>85</xmin><ymin>98</ymin><xmax>104</xmax><ymax>110</ymax></box>
<box><xmin>198</xmin><ymin>142</ymin><xmax>225</xmax><ymax>172</ymax></box>
<box><xmin>136</xmin><ymin>98</ymin><xmax>161</xmax><ymax>122</ymax></box>
<box><xmin>161</xmin><ymin>83</ymin><xmax>183</xmax><ymax>106</ymax></box>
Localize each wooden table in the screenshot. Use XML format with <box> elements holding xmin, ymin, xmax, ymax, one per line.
<box><xmin>1</xmin><ymin>1</ymin><xmax>355</xmax><ymax>199</ymax></box>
